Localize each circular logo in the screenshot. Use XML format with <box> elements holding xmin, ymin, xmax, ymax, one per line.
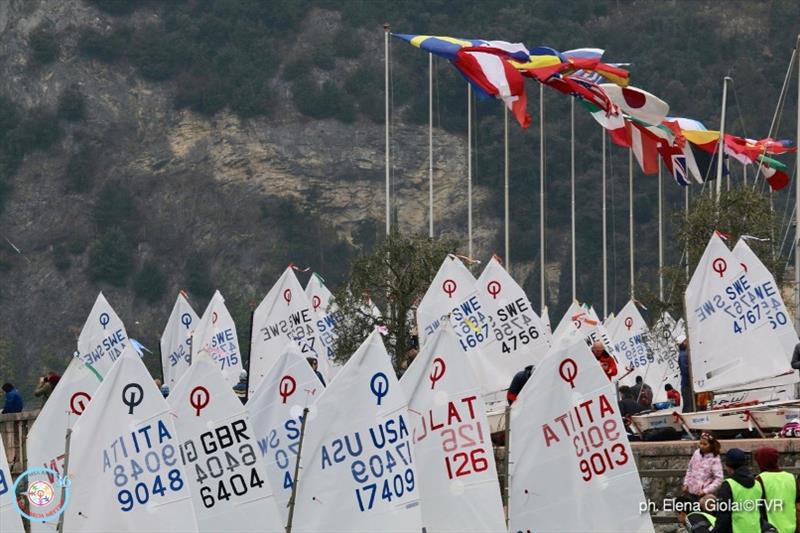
<box><xmin>28</xmin><ymin>480</ymin><xmax>55</xmax><ymax>507</ymax></box>
<box><xmin>12</xmin><ymin>467</ymin><xmax>70</xmax><ymax>522</ymax></box>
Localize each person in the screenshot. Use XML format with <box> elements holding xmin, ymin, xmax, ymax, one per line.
<box><xmin>591</xmin><ymin>341</ymin><xmax>618</xmax><ymax>380</ymax></box>
<box><xmin>714</xmin><ymin>447</ymin><xmax>768</xmax><ymax>533</ymax></box>
<box><xmin>666</xmin><ymin>384</ymin><xmax>682</xmax><ymax>407</ymax></box>
<box><xmin>160</xmin><ymin>384</ymin><xmax>170</xmax><ymax>398</ymax></box>
<box><xmin>1</xmin><ymin>383</ymin><xmax>23</xmax><ymax>413</ymax></box>
<box><xmin>793</xmin><ymin>340</ymin><xmax>800</xmax><ymax>399</ymax></box>
<box><xmin>618</xmin><ymin>385</ymin><xmax>646</xmax><ymax>435</ymax></box>
<box><xmin>34</xmin><ymin>370</ymin><xmax>60</xmax><ymax>403</ymax></box>
<box><xmin>678</xmin><ymin>336</ymin><xmax>695</xmax><ymax>412</ymax></box>
<box><xmin>682</xmin><ymin>432</ymin><xmax>723</xmax><ymax>502</ymax></box>
<box><xmin>307</xmin><ymin>357</ymin><xmax>326</xmax><ymax>387</ymax></box>
<box><xmin>631</xmin><ymin>376</ymin><xmax>653</xmax><ymax>408</ymax></box>
<box><xmin>507</xmin><ymin>365</ymin><xmax>533</xmax><ymax>405</ymax></box>
<box><xmin>154</xmin><ymin>378</ymin><xmax>162</xmax><ymax>390</ymax></box>
<box><xmin>754</xmin><ymin>446</ymin><xmax>798</xmax><ymax>533</ymax></box>
<box><xmin>675</xmin><ymin>495</ymin><xmax>716</xmax><ymax>533</ymax></box>
<box><xmin>232</xmin><ymin>370</ymin><xmax>248</xmax><ymax>404</ymax></box>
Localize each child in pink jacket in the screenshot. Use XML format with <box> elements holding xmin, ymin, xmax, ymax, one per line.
<box><xmin>682</xmin><ymin>432</ymin><xmax>724</xmax><ymax>499</ymax></box>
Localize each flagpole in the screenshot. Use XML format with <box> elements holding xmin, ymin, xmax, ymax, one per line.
<box><xmin>428</xmin><ymin>52</ymin><xmax>434</xmax><ymax>238</ymax></box>
<box><xmin>467</xmin><ymin>83</ymin><xmax>473</xmax><ymax>259</ymax></box>
<box><xmin>504</xmin><ymin>107</ymin><xmax>510</xmax><ymax>269</ymax></box>
<box><xmin>742</xmin><ymin>162</ymin><xmax>747</xmax><ymax>186</ymax></box>
<box><xmin>539</xmin><ymin>83</ymin><xmax>546</xmax><ymax>311</ymax></box>
<box><xmin>795</xmin><ymin>33</ymin><xmax>800</xmax><ymax>332</ymax></box>
<box><xmin>602</xmin><ymin>128</ymin><xmax>608</xmax><ymax>318</ymax></box>
<box><xmin>570</xmin><ymin>98</ymin><xmax>576</xmax><ymax>300</ymax></box>
<box><xmin>685</xmin><ymin>186</ymin><xmax>690</xmax><ymax>282</ymax></box>
<box><xmin>658</xmin><ymin>161</ymin><xmax>663</xmax><ymax>301</ymax></box>
<box><xmin>629</xmin><ymin>149</ymin><xmax>634</xmax><ymax>299</ymax></box>
<box><xmin>716</xmin><ymin>76</ymin><xmax>732</xmax><ymax>201</ymax></box>
<box><xmin>384</xmin><ymin>23</ymin><xmax>391</xmax><ymax>235</ymax></box>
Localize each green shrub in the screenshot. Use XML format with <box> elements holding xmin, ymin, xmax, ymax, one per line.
<box><xmin>66</xmin><ymin>233</ymin><xmax>88</xmax><ymax>254</ymax></box>
<box><xmin>10</xmin><ymin>108</ymin><xmax>62</xmax><ymax>152</ymax></box>
<box><xmin>332</xmin><ymin>30</ymin><xmax>363</xmax><ymax>59</ymax></box>
<box><xmin>52</xmin><ymin>244</ymin><xmax>70</xmax><ymax>271</ymax></box>
<box><xmin>65</xmin><ymin>145</ymin><xmax>94</xmax><ymax>193</ymax></box>
<box><xmin>78</xmin><ymin>27</ymin><xmax>130</xmax><ymax>63</ymax></box>
<box><xmin>92</xmin><ymin>182</ymin><xmax>138</xmax><ymax>238</ymax></box>
<box><xmin>185</xmin><ymin>252</ymin><xmax>214</xmax><ymax>300</ymax></box>
<box><xmin>86</xmin><ymin>227</ymin><xmax>133</xmax><ymax>286</ymax></box>
<box><xmin>29</xmin><ymin>26</ymin><xmax>59</xmax><ymax>65</ymax></box>
<box><xmin>57</xmin><ymin>86</ymin><xmax>87</xmax><ymax>122</ymax></box>
<box><xmin>133</xmin><ymin>260</ymin><xmax>167</xmax><ymax>303</ymax></box>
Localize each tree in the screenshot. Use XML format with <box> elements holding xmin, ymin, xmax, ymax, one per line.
<box><xmin>57</xmin><ymin>85</ymin><xmax>87</xmax><ymax>122</ymax></box>
<box><xmin>332</xmin><ymin>232</ymin><xmax>457</xmax><ymax>371</ymax></box>
<box><xmin>134</xmin><ymin>260</ymin><xmax>167</xmax><ymax>303</ymax></box>
<box><xmin>86</xmin><ymin>227</ymin><xmax>134</xmax><ymax>286</ymax></box>
<box><xmin>29</xmin><ymin>26</ymin><xmax>59</xmax><ymax>65</ymax></box>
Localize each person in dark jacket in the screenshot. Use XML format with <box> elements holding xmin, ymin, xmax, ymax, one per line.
<box><xmin>678</xmin><ymin>336</ymin><xmax>694</xmax><ymax>412</ymax></box>
<box><xmin>307</xmin><ymin>357</ymin><xmax>326</xmax><ymax>387</ymax></box>
<box><xmin>1</xmin><ymin>383</ymin><xmax>23</xmax><ymax>413</ymax></box>
<box><xmin>232</xmin><ymin>370</ymin><xmax>248</xmax><ymax>404</ymax></box>
<box><xmin>713</xmin><ymin>448</ymin><xmax>768</xmax><ymax>533</ymax></box>
<box><xmin>792</xmin><ymin>341</ymin><xmax>800</xmax><ymax>399</ymax></box>
<box><xmin>507</xmin><ymin>365</ymin><xmax>533</xmax><ymax>405</ymax></box>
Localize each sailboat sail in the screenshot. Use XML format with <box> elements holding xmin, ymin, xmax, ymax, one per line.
<box><xmin>192</xmin><ymin>291</ymin><xmax>244</xmax><ymax>388</ymax></box>
<box><xmin>686</xmin><ymin>234</ymin><xmax>792</xmax><ymax>393</ymax></box>
<box><xmin>76</xmin><ymin>292</ymin><xmax>129</xmax><ymax>375</ymax></box>
<box><xmin>292</xmin><ymin>331</ymin><xmax>422</xmax><ymax>532</ymax></box>
<box><xmin>305</xmin><ymin>273</ymin><xmax>343</xmax><ymax>380</ymax></box>
<box><xmin>0</xmin><ymin>432</ymin><xmax>25</xmax><ymax>533</ymax></box>
<box><xmin>168</xmin><ymin>352</ymin><xmax>283</xmax><ymax>532</ymax></box>
<box><xmin>541</xmin><ymin>305</ymin><xmax>552</xmax><ymax>337</ymax></box>
<box><xmin>647</xmin><ymin>312</ymin><xmax>682</xmax><ymax>404</ymax></box>
<box><xmin>63</xmin><ymin>347</ymin><xmax>199</xmax><ymax>532</ymax></box>
<box><xmin>399</xmin><ymin>323</ymin><xmax>505</xmax><ymax>532</ymax></box>
<box><xmin>608</xmin><ymin>301</ymin><xmax>665</xmax><ymax>394</ymax></box>
<box><xmin>161</xmin><ymin>293</ymin><xmax>199</xmax><ymax>389</ymax></box>
<box><xmin>250</xmin><ymin>268</ymin><xmax>326</xmax><ymax>395</ymax></box>
<box><xmin>508</xmin><ymin>339</ymin><xmax>653</xmax><ymax>532</ymax></box>
<box><xmin>475</xmin><ymin>257</ymin><xmax>551</xmax><ymax>381</ymax></box>
<box><xmin>246</xmin><ymin>344</ymin><xmax>323</xmax><ymax>523</ymax></box>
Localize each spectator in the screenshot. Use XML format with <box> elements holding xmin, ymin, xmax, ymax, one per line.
<box><xmin>675</xmin><ymin>495</ymin><xmax>715</xmax><ymax>533</ymax></box>
<box><xmin>678</xmin><ymin>336</ymin><xmax>694</xmax><ymax>412</ymax></box>
<box><xmin>631</xmin><ymin>376</ymin><xmax>653</xmax><ymax>409</ymax></box>
<box><xmin>34</xmin><ymin>370</ymin><xmax>59</xmax><ymax>403</ymax></box>
<box><xmin>682</xmin><ymin>432</ymin><xmax>724</xmax><ymax>502</ymax></box>
<box><xmin>1</xmin><ymin>383</ymin><xmax>23</xmax><ymax>413</ymax></box>
<box><xmin>591</xmin><ymin>341</ymin><xmax>618</xmax><ymax>380</ymax></box>
<box><xmin>307</xmin><ymin>357</ymin><xmax>326</xmax><ymax>387</ymax></box>
<box><xmin>714</xmin><ymin>448</ymin><xmax>767</xmax><ymax>533</ymax></box>
<box><xmin>232</xmin><ymin>370</ymin><xmax>248</xmax><ymax>404</ymax></box>
<box><xmin>160</xmin><ymin>384</ymin><xmax>170</xmax><ymax>398</ymax></box>
<box><xmin>154</xmin><ymin>378</ymin><xmax>162</xmax><ymax>389</ymax></box>
<box><xmin>665</xmin><ymin>384</ymin><xmax>682</xmax><ymax>407</ymax></box>
<box><xmin>754</xmin><ymin>446</ymin><xmax>798</xmax><ymax>533</ymax></box>
<box><xmin>507</xmin><ymin>365</ymin><xmax>533</xmax><ymax>405</ymax></box>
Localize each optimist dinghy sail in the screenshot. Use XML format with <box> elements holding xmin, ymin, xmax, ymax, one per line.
<box><xmin>76</xmin><ymin>292</ymin><xmax>129</xmax><ymax>375</ymax></box>
<box><xmin>192</xmin><ymin>291</ymin><xmax>244</xmax><ymax>388</ymax></box>
<box><xmin>686</xmin><ymin>233</ymin><xmax>792</xmax><ymax>393</ymax></box>
<box><xmin>0</xmin><ymin>432</ymin><xmax>24</xmax><ymax>533</ymax></box>
<box><xmin>399</xmin><ymin>322</ymin><xmax>505</xmax><ymax>532</ymax></box>
<box><xmin>161</xmin><ymin>293</ymin><xmax>199</xmax><ymax>390</ymax></box>
<box><xmin>292</xmin><ymin>330</ymin><xmax>422</xmax><ymax>532</ymax></box>
<box><xmin>648</xmin><ymin>312</ymin><xmax>682</xmax><ymax>404</ymax></box>
<box><xmin>508</xmin><ymin>339</ymin><xmax>653</xmax><ymax>532</ymax></box>
<box><xmin>305</xmin><ymin>273</ymin><xmax>343</xmax><ymax>380</ymax></box>
<box><xmin>168</xmin><ymin>352</ymin><xmax>283</xmax><ymax>533</ymax></box>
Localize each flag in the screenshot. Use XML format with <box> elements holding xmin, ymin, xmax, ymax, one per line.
<box><xmin>562</xmin><ymin>48</ymin><xmax>630</xmax><ymax>86</ymax></box>
<box><xmin>658</xmin><ymin>141</ymin><xmax>691</xmax><ymax>186</ymax></box>
<box><xmin>757</xmin><ymin>138</ymin><xmax>795</xmax><ymax>155</ymax></box>
<box><xmin>454</xmin><ymin>47</ymin><xmax>531</xmax><ymax>128</ymax></box>
<box><xmin>763</xmin><ymin>167</ymin><xmax>790</xmax><ymax>191</ymax></box>
<box><xmin>601</xmin><ymin>84</ymin><xmax>669</xmax><ymax>126</ymax></box>
<box><xmin>627</xmin><ymin>121</ymin><xmax>660</xmax><ymax>174</ymax></box>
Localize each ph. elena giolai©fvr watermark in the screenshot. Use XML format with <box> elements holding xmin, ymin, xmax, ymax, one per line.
<box><xmin>12</xmin><ymin>467</ymin><xmax>71</xmax><ymax>522</ymax></box>
<box><xmin>640</xmin><ymin>497</ymin><xmax>785</xmax><ymax>513</ymax></box>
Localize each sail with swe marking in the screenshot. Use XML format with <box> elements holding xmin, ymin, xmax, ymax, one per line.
<box><xmin>27</xmin><ymin>355</ymin><xmax>103</xmax><ymax>533</ymax></box>
<box><xmin>417</xmin><ymin>255</ymin><xmax>489</xmax><ymax>352</ymax></box>
<box><xmin>399</xmin><ymin>323</ymin><xmax>505</xmax><ymax>532</ymax></box>
<box><xmin>305</xmin><ymin>273</ymin><xmax>343</xmax><ymax>380</ymax></box>
<box><xmin>77</xmin><ymin>292</ymin><xmax>128</xmax><ymax>376</ymax></box>
<box><xmin>168</xmin><ymin>352</ymin><xmax>283</xmax><ymax>533</ymax></box>
<box><xmin>293</xmin><ymin>330</ymin><xmax>422</xmax><ymax>532</ymax></box>
<box><xmin>509</xmin><ymin>339</ymin><xmax>653</xmax><ymax>532</ymax></box>
<box><xmin>0</xmin><ymin>432</ymin><xmax>24</xmax><ymax>533</ymax></box>
<box><xmin>64</xmin><ymin>347</ymin><xmax>198</xmax><ymax>533</ymax></box>
<box><xmin>608</xmin><ymin>301</ymin><xmax>663</xmax><ymax>392</ymax></box>
<box><xmin>247</xmin><ymin>344</ymin><xmax>323</xmax><ymax>523</ymax></box>
<box><xmin>161</xmin><ymin>293</ymin><xmax>199</xmax><ymax>390</ymax></box>
<box><xmin>251</xmin><ymin>268</ymin><xmax>326</xmax><ymax>395</ymax></box>
<box><xmin>728</xmin><ymin>238</ymin><xmax>799</xmax><ymax>391</ymax></box>
<box><xmin>476</xmin><ymin>257</ymin><xmax>551</xmax><ymax>381</ymax></box>
<box><xmin>648</xmin><ymin>312</ymin><xmax>682</xmax><ymax>404</ymax></box>
<box><xmin>686</xmin><ymin>233</ymin><xmax>792</xmax><ymax>393</ymax></box>
<box><xmin>192</xmin><ymin>291</ymin><xmax>244</xmax><ymax>388</ymax></box>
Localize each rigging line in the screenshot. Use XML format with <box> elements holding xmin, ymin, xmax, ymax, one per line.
<box><xmin>779</xmin><ymin>203</ymin><xmax>796</xmax><ymax>268</ymax></box>
<box><xmin>778</xmin><ymin>163</ymin><xmax>800</xmax><ymax>265</ymax></box>
<box><xmin>731</xmin><ymin>82</ymin><xmax>748</xmax><ymax>140</ymax></box>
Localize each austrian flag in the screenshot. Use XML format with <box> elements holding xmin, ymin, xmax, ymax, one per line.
<box><xmin>454</xmin><ymin>47</ymin><xmax>531</xmax><ymax>128</ymax></box>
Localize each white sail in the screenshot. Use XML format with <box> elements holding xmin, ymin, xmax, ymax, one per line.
<box><xmin>541</xmin><ymin>305</ymin><xmax>552</xmax><ymax>337</ymax></box>
<box><xmin>192</xmin><ymin>291</ymin><xmax>244</xmax><ymax>388</ymax></box>
<box><xmin>293</xmin><ymin>331</ymin><xmax>422</xmax><ymax>532</ymax></box>
<box><xmin>475</xmin><ymin>257</ymin><xmax>551</xmax><ymax>382</ymax></box>
<box><xmin>247</xmin><ymin>344</ymin><xmax>323</xmax><ymax>523</ymax></box>
<box><xmin>399</xmin><ymin>323</ymin><xmax>505</xmax><ymax>532</ymax></box>
<box><xmin>509</xmin><ymin>339</ymin><xmax>653</xmax><ymax>532</ymax></box>
<box><xmin>728</xmin><ymin>238</ymin><xmax>799</xmax><ymax>392</ymax></box>
<box><xmin>63</xmin><ymin>347</ymin><xmax>198</xmax><ymax>532</ymax></box>
<box><xmin>686</xmin><ymin>233</ymin><xmax>793</xmax><ymax>392</ymax></box>
<box><xmin>648</xmin><ymin>312</ymin><xmax>682</xmax><ymax>404</ymax></box>
<box><xmin>604</xmin><ymin>312</ymin><xmax>617</xmax><ymax>331</ymax></box>
<box><xmin>305</xmin><ymin>273</ymin><xmax>343</xmax><ymax>380</ymax></box>
<box><xmin>0</xmin><ymin>431</ymin><xmax>24</xmax><ymax>533</ymax></box>
<box><xmin>76</xmin><ymin>292</ymin><xmax>129</xmax><ymax>375</ymax></box>
<box><xmin>552</xmin><ymin>301</ymin><xmax>583</xmax><ymax>342</ymax></box>
<box><xmin>167</xmin><ymin>352</ymin><xmax>283</xmax><ymax>533</ymax></box>
<box><xmin>552</xmin><ymin>303</ymin><xmax>618</xmax><ymax>361</ymax></box>
<box><xmin>251</xmin><ymin>268</ymin><xmax>326</xmax><ymax>395</ymax></box>
<box><xmin>161</xmin><ymin>293</ymin><xmax>200</xmax><ymax>390</ymax></box>
<box><xmin>417</xmin><ymin>255</ymin><xmax>488</xmax><ymax>351</ymax></box>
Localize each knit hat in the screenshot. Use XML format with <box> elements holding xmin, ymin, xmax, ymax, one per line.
<box><xmin>754</xmin><ymin>447</ymin><xmax>780</xmax><ymax>472</ymax></box>
<box><xmin>724</xmin><ymin>448</ymin><xmax>747</xmax><ymax>468</ymax></box>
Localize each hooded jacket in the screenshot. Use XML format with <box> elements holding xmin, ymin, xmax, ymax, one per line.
<box><xmin>713</xmin><ymin>465</ymin><xmax>767</xmax><ymax>533</ymax></box>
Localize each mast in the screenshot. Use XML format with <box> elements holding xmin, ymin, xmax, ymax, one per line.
<box><xmin>795</xmin><ymin>34</ymin><xmax>800</xmax><ymax>331</ymax></box>
<box><xmin>467</xmin><ymin>84</ymin><xmax>473</xmax><ymax>258</ymax></box>
<box><xmin>539</xmin><ymin>83</ymin><xmax>546</xmax><ymax>310</ymax></box>
<box><xmin>629</xmin><ymin>149</ymin><xmax>634</xmax><ymax>299</ymax></box>
<box><xmin>602</xmin><ymin>127</ymin><xmax>608</xmax><ymax>318</ymax></box>
<box><xmin>658</xmin><ymin>162</ymin><xmax>663</xmax><ymax>301</ymax></box>
<box><xmin>504</xmin><ymin>107</ymin><xmax>510</xmax><ymax>269</ymax></box>
<box><xmin>570</xmin><ymin>98</ymin><xmax>576</xmax><ymax>300</ymax></box>
<box><xmin>716</xmin><ymin>76</ymin><xmax>731</xmax><ymax>201</ymax></box>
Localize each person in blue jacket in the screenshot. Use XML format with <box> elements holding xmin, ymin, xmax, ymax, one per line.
<box><xmin>1</xmin><ymin>382</ymin><xmax>23</xmax><ymax>413</ymax></box>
